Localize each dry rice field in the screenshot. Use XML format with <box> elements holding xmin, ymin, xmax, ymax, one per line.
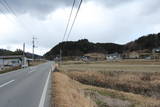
<box><xmin>53</xmin><ymin>60</ymin><xmax>160</xmax><ymax>107</ymax></box>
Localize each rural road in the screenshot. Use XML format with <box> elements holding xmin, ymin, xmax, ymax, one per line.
<box><xmin>0</xmin><ymin>61</ymin><xmax>54</xmax><ymax>107</ymax></box>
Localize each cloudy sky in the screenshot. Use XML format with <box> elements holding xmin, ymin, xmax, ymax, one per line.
<box><xmin>0</xmin><ymin>0</ymin><xmax>160</xmax><ymax>55</ymax></box>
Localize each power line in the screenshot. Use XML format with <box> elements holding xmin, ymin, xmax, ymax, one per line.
<box><xmin>0</xmin><ymin>0</ymin><xmax>18</xmax><ymax>24</ymax></box>
<box><xmin>59</xmin><ymin>0</ymin><xmax>78</xmax><ymax>64</ymax></box>
<box><xmin>66</xmin><ymin>0</ymin><xmax>83</xmax><ymax>41</ymax></box>
<box><xmin>0</xmin><ymin>1</ymin><xmax>16</xmax><ymax>24</ymax></box>
<box><xmin>2</xmin><ymin>0</ymin><xmax>17</xmax><ymax>17</ymax></box>
<box><xmin>0</xmin><ymin>0</ymin><xmax>33</xmax><ymax>35</ymax></box>
<box><xmin>62</xmin><ymin>0</ymin><xmax>76</xmax><ymax>42</ymax></box>
<box><xmin>59</xmin><ymin>0</ymin><xmax>83</xmax><ymax>63</ymax></box>
<box><xmin>3</xmin><ymin>0</ymin><xmax>33</xmax><ymax>35</ymax></box>
<box><xmin>0</xmin><ymin>0</ymin><xmax>15</xmax><ymax>16</ymax></box>
<box><xmin>0</xmin><ymin>7</ymin><xmax>15</xmax><ymax>23</ymax></box>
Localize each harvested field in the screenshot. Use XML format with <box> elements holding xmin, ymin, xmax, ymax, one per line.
<box><xmin>57</xmin><ymin>60</ymin><xmax>160</xmax><ymax>107</ymax></box>
<box><xmin>60</xmin><ymin>61</ymin><xmax>160</xmax><ymax>72</ymax></box>
<box><xmin>64</xmin><ymin>71</ymin><xmax>160</xmax><ymax>99</ymax></box>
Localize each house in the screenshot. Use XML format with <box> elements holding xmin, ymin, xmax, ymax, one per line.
<box><xmin>0</xmin><ymin>55</ymin><xmax>29</xmax><ymax>70</ymax></box>
<box><xmin>152</xmin><ymin>48</ymin><xmax>160</xmax><ymax>59</ymax></box>
<box><xmin>106</xmin><ymin>52</ymin><xmax>122</xmax><ymax>61</ymax></box>
<box><xmin>81</xmin><ymin>56</ymin><xmax>90</xmax><ymax>62</ymax></box>
<box><xmin>83</xmin><ymin>53</ymin><xmax>106</xmax><ymax>61</ymax></box>
<box><xmin>152</xmin><ymin>48</ymin><xmax>160</xmax><ymax>53</ymax></box>
<box><xmin>124</xmin><ymin>51</ymin><xmax>140</xmax><ymax>59</ymax></box>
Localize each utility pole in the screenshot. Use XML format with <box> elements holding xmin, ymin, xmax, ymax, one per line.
<box><xmin>32</xmin><ymin>37</ymin><xmax>37</xmax><ymax>60</ymax></box>
<box><xmin>60</xmin><ymin>49</ymin><xmax>62</xmax><ymax>65</ymax></box>
<box><xmin>23</xmin><ymin>43</ymin><xmax>25</xmax><ymax>65</ymax></box>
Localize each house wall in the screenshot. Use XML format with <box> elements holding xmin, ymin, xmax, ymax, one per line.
<box><xmin>0</xmin><ymin>58</ymin><xmax>22</xmax><ymax>67</ymax></box>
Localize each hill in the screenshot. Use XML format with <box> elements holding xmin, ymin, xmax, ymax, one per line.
<box><xmin>0</xmin><ymin>49</ymin><xmax>42</xmax><ymax>59</ymax></box>
<box><xmin>44</xmin><ymin>33</ymin><xmax>160</xmax><ymax>60</ymax></box>
<box><xmin>124</xmin><ymin>33</ymin><xmax>160</xmax><ymax>51</ymax></box>
<box><xmin>44</xmin><ymin>39</ymin><xmax>123</xmax><ymax>59</ymax></box>
<box><xmin>0</xmin><ymin>49</ymin><xmax>15</xmax><ymax>56</ymax></box>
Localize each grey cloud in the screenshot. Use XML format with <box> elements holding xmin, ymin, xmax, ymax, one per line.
<box><xmin>1</xmin><ymin>0</ymin><xmax>159</xmax><ymax>17</ymax></box>
<box><xmin>93</xmin><ymin>0</ymin><xmax>135</xmax><ymax>7</ymax></box>
<box><xmin>0</xmin><ymin>0</ymin><xmax>136</xmax><ymax>18</ymax></box>
<box><xmin>140</xmin><ymin>0</ymin><xmax>160</xmax><ymax>15</ymax></box>
<box><xmin>0</xmin><ymin>0</ymin><xmax>74</xmax><ymax>17</ymax></box>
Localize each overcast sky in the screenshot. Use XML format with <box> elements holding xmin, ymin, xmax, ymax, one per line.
<box><xmin>0</xmin><ymin>0</ymin><xmax>160</xmax><ymax>55</ymax></box>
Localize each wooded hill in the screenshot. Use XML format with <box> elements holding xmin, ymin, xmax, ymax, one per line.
<box><xmin>45</xmin><ymin>33</ymin><xmax>160</xmax><ymax>60</ymax></box>
<box><xmin>0</xmin><ymin>49</ymin><xmax>42</xmax><ymax>59</ymax></box>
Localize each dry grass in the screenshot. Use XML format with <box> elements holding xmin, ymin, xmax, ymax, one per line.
<box><xmin>84</xmin><ymin>85</ymin><xmax>160</xmax><ymax>107</ymax></box>
<box><xmin>60</xmin><ymin>61</ymin><xmax>160</xmax><ymax>72</ymax></box>
<box><xmin>0</xmin><ymin>66</ymin><xmax>21</xmax><ymax>74</ymax></box>
<box><xmin>52</xmin><ymin>72</ymin><xmax>96</xmax><ymax>107</ymax></box>
<box><xmin>57</xmin><ymin>60</ymin><xmax>160</xmax><ymax>107</ymax></box>
<box><xmin>64</xmin><ymin>71</ymin><xmax>160</xmax><ymax>98</ymax></box>
<box><xmin>29</xmin><ymin>60</ymin><xmax>46</xmax><ymax>66</ymax></box>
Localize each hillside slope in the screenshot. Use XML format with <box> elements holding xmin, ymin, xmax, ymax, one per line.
<box><xmin>44</xmin><ymin>33</ymin><xmax>160</xmax><ymax>59</ymax></box>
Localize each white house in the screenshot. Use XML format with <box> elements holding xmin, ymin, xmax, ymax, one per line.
<box><xmin>106</xmin><ymin>52</ymin><xmax>121</xmax><ymax>61</ymax></box>
<box><xmin>152</xmin><ymin>48</ymin><xmax>160</xmax><ymax>53</ymax></box>
<box><xmin>0</xmin><ymin>55</ymin><xmax>29</xmax><ymax>70</ymax></box>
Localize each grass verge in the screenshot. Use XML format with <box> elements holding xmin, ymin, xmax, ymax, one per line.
<box><xmin>0</xmin><ymin>66</ymin><xmax>21</xmax><ymax>74</ymax></box>
<box><xmin>52</xmin><ymin>72</ymin><xmax>97</xmax><ymax>107</ymax></box>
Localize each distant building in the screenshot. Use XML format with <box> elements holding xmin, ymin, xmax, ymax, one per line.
<box><xmin>106</xmin><ymin>52</ymin><xmax>121</xmax><ymax>61</ymax></box>
<box><xmin>123</xmin><ymin>51</ymin><xmax>140</xmax><ymax>59</ymax></box>
<box><xmin>0</xmin><ymin>55</ymin><xmax>29</xmax><ymax>70</ymax></box>
<box><xmin>152</xmin><ymin>48</ymin><xmax>160</xmax><ymax>53</ymax></box>
<box><xmin>152</xmin><ymin>48</ymin><xmax>160</xmax><ymax>59</ymax></box>
<box><xmin>84</xmin><ymin>53</ymin><xmax>106</xmax><ymax>61</ymax></box>
<box><xmin>129</xmin><ymin>51</ymin><xmax>140</xmax><ymax>59</ymax></box>
<box><xmin>81</xmin><ymin>56</ymin><xmax>90</xmax><ymax>62</ymax></box>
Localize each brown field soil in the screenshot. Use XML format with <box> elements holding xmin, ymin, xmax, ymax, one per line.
<box><xmin>56</xmin><ymin>60</ymin><xmax>160</xmax><ymax>107</ymax></box>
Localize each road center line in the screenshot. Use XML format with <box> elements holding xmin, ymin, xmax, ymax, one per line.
<box><xmin>0</xmin><ymin>80</ymin><xmax>15</xmax><ymax>88</ymax></box>
<box><xmin>39</xmin><ymin>71</ymin><xmax>51</xmax><ymax>107</ymax></box>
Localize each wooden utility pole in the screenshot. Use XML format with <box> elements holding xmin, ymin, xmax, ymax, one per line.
<box><xmin>32</xmin><ymin>37</ymin><xmax>37</xmax><ymax>60</ymax></box>
<box><xmin>23</xmin><ymin>43</ymin><xmax>25</xmax><ymax>65</ymax></box>
<box><xmin>60</xmin><ymin>49</ymin><xmax>62</xmax><ymax>65</ymax></box>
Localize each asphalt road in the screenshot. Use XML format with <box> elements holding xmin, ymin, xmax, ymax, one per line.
<box><xmin>0</xmin><ymin>61</ymin><xmax>54</xmax><ymax>107</ymax></box>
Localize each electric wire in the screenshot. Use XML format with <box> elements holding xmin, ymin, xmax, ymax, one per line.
<box><xmin>0</xmin><ymin>6</ymin><xmax>15</xmax><ymax>24</ymax></box>
<box><xmin>66</xmin><ymin>0</ymin><xmax>83</xmax><ymax>41</ymax></box>
<box><xmin>0</xmin><ymin>0</ymin><xmax>33</xmax><ymax>35</ymax></box>
<box><xmin>62</xmin><ymin>0</ymin><xmax>76</xmax><ymax>42</ymax></box>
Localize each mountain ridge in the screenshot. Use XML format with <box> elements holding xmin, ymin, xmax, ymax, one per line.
<box><xmin>44</xmin><ymin>33</ymin><xmax>160</xmax><ymax>60</ymax></box>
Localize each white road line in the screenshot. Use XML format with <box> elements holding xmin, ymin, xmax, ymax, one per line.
<box><xmin>39</xmin><ymin>71</ymin><xmax>51</xmax><ymax>107</ymax></box>
<box><xmin>0</xmin><ymin>80</ymin><xmax>15</xmax><ymax>88</ymax></box>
